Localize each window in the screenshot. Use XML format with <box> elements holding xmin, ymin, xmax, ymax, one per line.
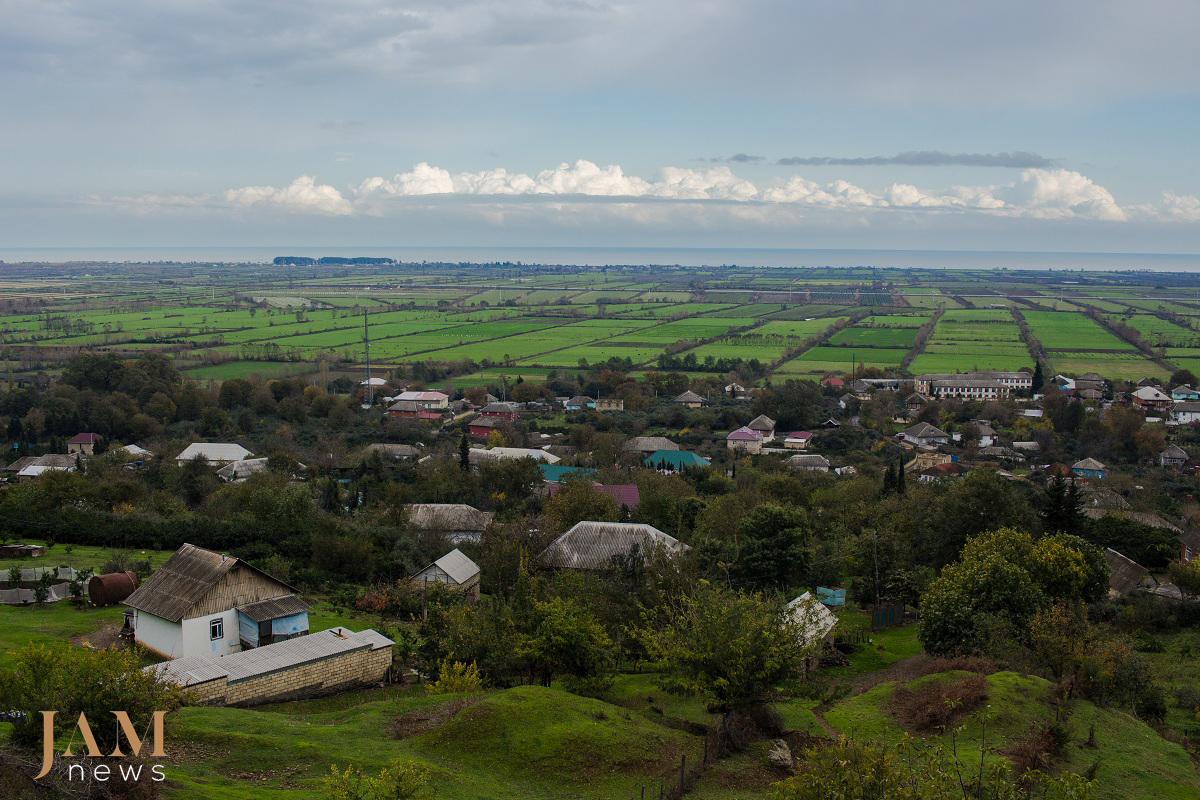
<box><xmin>210</xmin><ymin>618</ymin><xmax>224</xmax><ymax>640</ymax></box>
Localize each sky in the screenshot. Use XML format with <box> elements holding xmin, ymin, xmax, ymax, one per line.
<box><xmin>3</xmin><ymin>0</ymin><xmax>1200</xmax><ymax>256</ymax></box>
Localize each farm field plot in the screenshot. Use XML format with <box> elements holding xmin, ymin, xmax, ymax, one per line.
<box><xmin>570</xmin><ymin>290</ymin><xmax>641</xmax><ymax>302</ymax></box>
<box><xmin>686</xmin><ymin>318</ymin><xmax>844</xmax><ymax>364</ymax></box>
<box><xmin>427</xmin><ymin>318</ymin><xmax>656</xmax><ymax>363</ymax></box>
<box><xmin>1119</xmin><ymin>299</ymin><xmax>1200</xmax><ymax>315</ymax></box>
<box><xmin>900</xmin><ymin>293</ymin><xmax>955</xmax><ymax>308</ymax></box>
<box><xmin>1022</xmin><ymin>311</ymin><xmax>1135</xmax><ymax>351</ymax></box>
<box><xmin>532</xmin><ymin>342</ymin><xmax>665</xmax><ymax>367</ymax></box>
<box><xmin>616</xmin><ymin>303</ymin><xmax>737</xmax><ymax>318</ymax></box>
<box><xmin>1169</xmin><ymin>358</ymin><xmax>1200</xmax><ymax>376</ymax></box>
<box><xmin>761</xmin><ymin>304</ymin><xmax>853</xmax><ymax>320</ymax></box>
<box><xmin>368</xmin><ymin>320</ymin><xmax>565</xmax><ymax>360</ymax></box>
<box><xmin>258</xmin><ymin>319</ymin><xmax>467</xmax><ymax>353</ymax></box>
<box><xmin>776</xmin><ymin>345</ymin><xmax>906</xmax><ymax>375</ymax></box>
<box><xmin>632</xmin><ymin>290</ymin><xmax>692</xmax><ymax>302</ymax></box>
<box><xmin>1077</xmin><ymin>298</ymin><xmax>1134</xmax><ymax>312</ymax></box>
<box><xmin>1021</xmin><ymin>297</ymin><xmax>1084</xmax><ymax>311</ymax></box>
<box><xmin>703</xmin><ymin>303</ymin><xmax>788</xmax><ymax>317</ymax></box>
<box><xmin>461</xmin><ymin>288</ymin><xmax>530</xmax><ymax>304</ymax></box>
<box><xmin>520</xmin><ymin>289</ymin><xmax>584</xmax><ymax>304</ymax></box>
<box><xmin>909</xmin><ymin>350</ymin><xmax>1032</xmax><ymax>374</ymax></box>
<box><xmin>1112</xmin><ymin>314</ymin><xmax>1200</xmax><ymax>347</ymax></box>
<box><xmin>1048</xmin><ymin>352</ymin><xmax>1168</xmax><ymax>381</ymax></box>
<box><xmin>184</xmin><ymin>361</ymin><xmax>316</xmax><ymax>380</ymax></box>
<box><xmin>1164</xmin><ymin>347</ymin><xmax>1200</xmax><ymax>360</ymax></box>
<box><xmin>827</xmin><ymin>326</ymin><xmax>918</xmax><ymax>348</ymax></box>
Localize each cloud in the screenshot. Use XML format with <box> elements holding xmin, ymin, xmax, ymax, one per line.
<box><xmin>223</xmin><ymin>176</ymin><xmax>354</xmax><ymax>216</ymax></box>
<box><xmin>777</xmin><ymin>151</ymin><xmax>1057</xmax><ymax>168</ymax></box>
<box><xmin>94</xmin><ymin>162</ymin><xmax>1200</xmax><ymax>229</ymax></box>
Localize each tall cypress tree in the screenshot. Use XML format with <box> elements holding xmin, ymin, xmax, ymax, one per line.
<box><xmin>896</xmin><ymin>457</ymin><xmax>906</xmax><ymax>495</ymax></box>
<box><xmin>882</xmin><ymin>463</ymin><xmax>896</xmax><ymax>495</ymax></box>
<box><xmin>459</xmin><ymin>433</ymin><xmax>470</xmax><ymax>472</ymax></box>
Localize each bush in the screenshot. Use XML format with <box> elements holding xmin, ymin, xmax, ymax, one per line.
<box><xmin>324</xmin><ymin>760</ymin><xmax>431</xmax><ymax>800</ymax></box>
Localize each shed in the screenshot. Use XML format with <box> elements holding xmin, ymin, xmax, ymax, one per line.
<box><xmin>674</xmin><ymin>391</ymin><xmax>704</xmax><ymax>408</ymax></box>
<box><xmin>537</xmin><ymin>521</ymin><xmax>689</xmax><ymax>571</ymax></box>
<box><xmin>411</xmin><ymin>549</ymin><xmax>481</xmax><ymax>602</ymax></box>
<box><xmin>783</xmin><ymin>431</ymin><xmax>813</xmax><ymax>449</ymax></box>
<box><xmin>788</xmin><ymin>593</ymin><xmax>837</xmax><ymax>648</ymax></box>
<box><xmin>236</xmin><ymin>594</ymin><xmax>311</xmax><ymax>649</ymax></box>
<box><xmin>625</xmin><ymin>436</ymin><xmax>680</xmax><ymax>455</ymax></box>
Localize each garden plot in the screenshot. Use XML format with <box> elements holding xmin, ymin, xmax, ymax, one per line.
<box><xmin>776</xmin><ymin>345</ymin><xmax>907</xmax><ymax>376</ymax></box>
<box><xmin>1111</xmin><ymin>314</ymin><xmax>1200</xmax><ymax>347</ymax></box>
<box><xmin>687</xmin><ymin>318</ymin><xmax>846</xmax><ymax>364</ymax></box>
<box><xmin>430</xmin><ymin>318</ymin><xmax>656</xmax><ymax>364</ymax></box>
<box><xmin>1022</xmin><ymin>311</ymin><xmax>1134</xmax><ymax>351</ymax></box>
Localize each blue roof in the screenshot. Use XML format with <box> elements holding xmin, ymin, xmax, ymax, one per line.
<box><xmin>643</xmin><ymin>450</ymin><xmax>711</xmax><ymax>469</ymax></box>
<box><xmin>539</xmin><ymin>464</ymin><xmax>598</xmax><ymax>483</ymax></box>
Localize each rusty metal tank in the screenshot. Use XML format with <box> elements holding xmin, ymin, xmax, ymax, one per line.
<box><xmin>88</xmin><ymin>571</ymin><xmax>138</xmax><ymax>606</ymax></box>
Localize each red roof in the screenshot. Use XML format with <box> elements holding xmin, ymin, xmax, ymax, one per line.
<box><xmin>547</xmin><ymin>482</ymin><xmax>641</xmax><ymax>510</ymax></box>
<box><xmin>727</xmin><ymin>426</ymin><xmax>763</xmax><ymax>441</ymax></box>
<box><xmin>786</xmin><ymin>431</ymin><xmax>813</xmax><ymax>440</ymax></box>
<box><xmin>68</xmin><ymin>433</ymin><xmax>103</xmax><ymax>444</ymax></box>
<box><xmin>821</xmin><ymin>377</ymin><xmax>845</xmax><ymax>387</ymax></box>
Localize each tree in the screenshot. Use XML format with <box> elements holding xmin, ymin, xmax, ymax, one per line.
<box><xmin>733</xmin><ymin>504</ymin><xmax>812</xmax><ymax>593</ymax></box>
<box><xmin>541</xmin><ymin>478</ymin><xmax>618</xmax><ymax>534</ymax></box>
<box><xmin>1168</xmin><ymin>559</ymin><xmax>1200</xmax><ymax>600</ymax></box>
<box><xmin>517</xmin><ymin>595</ymin><xmax>612</xmax><ymax>688</ymax></box>
<box><xmin>919</xmin><ymin>528</ymin><xmax>1108</xmax><ymax>656</ymax></box>
<box><xmin>635</xmin><ymin>582</ymin><xmax>813</xmax><ymax>715</ymax></box>
<box><xmin>1032</xmin><ymin>360</ymin><xmax>1045</xmax><ymax>392</ymax></box>
<box><xmin>1040</xmin><ymin>475</ymin><xmax>1084</xmax><ymax>535</ymax></box>
<box><xmin>1169</xmin><ymin>368</ymin><xmax>1198</xmax><ymax>387</ymax></box>
<box><xmin>459</xmin><ymin>433</ymin><xmax>470</xmax><ymax>472</ymax></box>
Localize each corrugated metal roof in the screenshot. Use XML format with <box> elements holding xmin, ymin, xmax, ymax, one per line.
<box><xmin>625</xmin><ymin>436</ymin><xmax>679</xmax><ymax>452</ymax></box>
<box><xmin>407</xmin><ymin>504</ymin><xmax>493</xmax><ymax>532</ymax></box>
<box><xmin>176</xmin><ymin>443</ymin><xmax>252</xmax><ymax>463</ymax></box>
<box><xmin>147</xmin><ymin>628</ymin><xmax>394</xmax><ymax>686</ymax></box>
<box><xmin>789</xmin><ymin>593</ymin><xmax>837</xmax><ymax>646</ymax></box>
<box><xmin>237</xmin><ymin>593</ymin><xmax>310</xmax><ymax>622</ymax></box>
<box><xmin>1104</xmin><ymin>548</ymin><xmax>1149</xmax><ymax>595</ymax></box>
<box><xmin>125</xmin><ymin>543</ymin><xmax>295</xmax><ymax>622</ymax></box>
<box><xmin>429</xmin><ymin>549</ymin><xmax>480</xmax><ymax>585</ymax></box>
<box><xmin>748</xmin><ymin>414</ymin><xmax>776</xmax><ymax>431</ymax></box>
<box><xmin>537</xmin><ymin>521</ymin><xmax>688</xmax><ymax>571</ymax></box>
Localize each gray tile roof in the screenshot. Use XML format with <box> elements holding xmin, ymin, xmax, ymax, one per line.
<box><xmin>537</xmin><ymin>521</ymin><xmax>688</xmax><ymax>571</ymax></box>
<box><xmin>407</xmin><ymin>504</ymin><xmax>493</xmax><ymax>532</ymax></box>
<box><xmin>430</xmin><ymin>549</ymin><xmax>480</xmax><ymax>585</ymax></box>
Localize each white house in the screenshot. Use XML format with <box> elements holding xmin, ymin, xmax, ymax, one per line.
<box><xmin>1172</xmin><ymin>402</ymin><xmax>1200</xmax><ymax>425</ymax></box>
<box><xmin>411</xmin><ymin>549</ymin><xmax>481</xmax><ymax>602</ymax></box>
<box><xmin>124</xmin><ymin>543</ymin><xmax>308</xmax><ymax>660</ymax></box>
<box><xmin>395</xmin><ymin>390</ymin><xmax>449</xmax><ymax>409</ymax></box>
<box><xmin>176</xmin><ymin>442</ymin><xmax>252</xmax><ymax>466</ymax></box>
<box><xmin>900</xmin><ymin>422</ymin><xmax>951</xmax><ymax>447</ymax></box>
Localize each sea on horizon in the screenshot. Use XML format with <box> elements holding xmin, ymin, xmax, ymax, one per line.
<box><xmin>1</xmin><ymin>246</ymin><xmax>1199</xmax><ymax>272</ymax></box>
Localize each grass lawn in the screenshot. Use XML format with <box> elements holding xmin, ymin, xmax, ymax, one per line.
<box><xmin>0</xmin><ymin>602</ymin><xmax>123</xmax><ymax>669</ymax></box>
<box><xmin>0</xmin><ymin>540</ymin><xmax>175</xmax><ymax>574</ymax></box>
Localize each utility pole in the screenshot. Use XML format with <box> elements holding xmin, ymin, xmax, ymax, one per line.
<box><xmin>872</xmin><ymin>528</ymin><xmax>880</xmax><ymax>616</ymax></box>
<box><xmin>362</xmin><ymin>310</ymin><xmax>373</xmax><ymax>409</ymax></box>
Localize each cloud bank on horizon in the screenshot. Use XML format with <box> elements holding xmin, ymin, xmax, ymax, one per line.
<box><xmin>108</xmin><ymin>161</ymin><xmax>1198</xmax><ymax>227</ymax></box>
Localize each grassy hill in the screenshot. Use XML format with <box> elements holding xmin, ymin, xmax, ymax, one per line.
<box><xmin>823</xmin><ymin>670</ymin><xmax>1200</xmax><ymax>800</ymax></box>
<box><xmin>164</xmin><ymin>685</ymin><xmax>702</xmax><ymax>799</ymax></box>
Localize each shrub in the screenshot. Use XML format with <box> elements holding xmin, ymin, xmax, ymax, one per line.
<box><xmin>324</xmin><ymin>760</ymin><xmax>431</xmax><ymax>800</ymax></box>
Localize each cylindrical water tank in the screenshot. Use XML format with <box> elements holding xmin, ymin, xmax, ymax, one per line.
<box><xmin>88</xmin><ymin>571</ymin><xmax>139</xmax><ymax>606</ymax></box>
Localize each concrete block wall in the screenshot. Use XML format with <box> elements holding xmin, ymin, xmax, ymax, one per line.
<box><xmin>178</xmin><ymin>646</ymin><xmax>392</xmax><ymax>707</ymax></box>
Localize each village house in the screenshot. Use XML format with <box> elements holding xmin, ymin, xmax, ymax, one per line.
<box><xmin>905</xmin><ymin>452</ymin><xmax>954</xmax><ymax>472</ymax></box>
<box><xmin>727</xmin><ymin>426</ymin><xmax>763</xmax><ymax>454</ymax></box>
<box><xmin>216</xmin><ymin>458</ymin><xmax>272</xmax><ymax>483</ymax></box>
<box><xmin>411</xmin><ymin>549</ymin><xmax>481</xmax><ymax>602</ymax></box>
<box><xmin>1171</xmin><ymin>385</ymin><xmax>1200</xmax><ymax>402</ymax></box>
<box><xmin>176</xmin><ymin>442</ymin><xmax>252</xmax><ymax>466</ymax></box>
<box><xmin>479</xmin><ymin>401</ymin><xmax>519</xmax><ymax>421</ymax></box>
<box><xmin>539</xmin><ymin>464</ymin><xmax>598</xmax><ymax>483</ymax></box>
<box><xmin>394</xmin><ymin>390</ymin><xmax>449</xmax><ymax>409</ymax></box>
<box><xmin>820</xmin><ymin>376</ymin><xmax>845</xmax><ymax>389</ymax></box>
<box><xmin>900</xmin><ymin>422</ymin><xmax>951</xmax><ymax>447</ymax></box>
<box><xmin>919</xmin><ymin>462</ymin><xmax>971</xmax><ymax>482</ymax></box>
<box><xmin>407</xmin><ymin>503</ymin><xmax>494</xmax><ymax>544</ymax></box>
<box><xmin>468</xmin><ymin>446</ymin><xmax>562</xmax><ymax>465</ymax></box>
<box><xmin>468</xmin><ymin>415</ymin><xmax>507</xmax><ymax>439</ymax></box>
<box><xmin>747</xmin><ymin>414</ymin><xmax>777</xmax><ymax>443</ymax></box>
<box><xmin>387</xmin><ymin>400</ymin><xmax>443</xmax><ymax>419</ymax></box>
<box><xmin>565</xmin><ymin>395</ymin><xmax>595</xmax><ymax>411</ymax></box>
<box><xmin>537</xmin><ymin>521</ymin><xmax>689</xmax><ymax>571</ymax></box>
<box><xmin>1071</xmin><ymin>458</ymin><xmax>1106</xmax><ymax>480</ymax></box>
<box><xmin>1103</xmin><ymin>549</ymin><xmax>1152</xmax><ymax>598</ymax></box>
<box><xmin>905</xmin><ymin>393</ymin><xmax>929</xmax><ymax>417</ymax></box>
<box><xmin>7</xmin><ymin>453</ymin><xmax>79</xmax><ymax>480</ymax></box>
<box><xmin>625</xmin><ymin>436</ymin><xmax>679</xmax><ymax>456</ymax></box>
<box><xmin>1132</xmin><ymin>386</ymin><xmax>1172</xmax><ymax>412</ymax></box>
<box><xmin>1172</xmin><ymin>402</ymin><xmax>1200</xmax><ymax>425</ymax></box>
<box><xmin>595</xmin><ymin>397</ymin><xmax>625</xmax><ymax>412</ymax></box>
<box><xmin>124</xmin><ymin>543</ymin><xmax>308</xmax><ymax>660</ymax></box>
<box><xmin>67</xmin><ymin>433</ymin><xmax>103</xmax><ymax>455</ymax></box>
<box><xmin>786</xmin><ymin>454</ymin><xmax>830</xmax><ymax>472</ymax></box>
<box><xmin>1161</xmin><ymin>445</ymin><xmax>1190</xmax><ymax>469</ymax></box>
<box><xmin>362</xmin><ymin>443</ymin><xmax>420</xmax><ymax>461</ymax></box>
<box><xmin>674</xmin><ymin>390</ymin><xmax>704</xmax><ymax>408</ymax></box>
<box><xmin>547</xmin><ymin>481</ymin><xmax>641</xmax><ymax>511</ymax></box>
<box><xmin>783</xmin><ymin>431</ymin><xmax>813</xmax><ymax>449</ymax></box>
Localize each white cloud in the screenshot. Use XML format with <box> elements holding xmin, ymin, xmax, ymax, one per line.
<box><xmin>223</xmin><ymin>176</ymin><xmax>354</xmax><ymax>216</ymax></box>
<box><xmin>100</xmin><ymin>162</ymin><xmax>1200</xmax><ymax>229</ymax></box>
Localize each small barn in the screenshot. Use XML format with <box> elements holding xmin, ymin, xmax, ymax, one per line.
<box><xmin>67</xmin><ymin>433</ymin><xmax>103</xmax><ymax>455</ymax></box>
<box><xmin>783</xmin><ymin>432</ymin><xmax>813</xmax><ymax>450</ymax></box>
<box><xmin>537</xmin><ymin>521</ymin><xmax>689</xmax><ymax>571</ymax></box>
<box><xmin>674</xmin><ymin>390</ymin><xmax>704</xmax><ymax>408</ymax></box>
<box><xmin>411</xmin><ymin>549</ymin><xmax>481</xmax><ymax>602</ymax></box>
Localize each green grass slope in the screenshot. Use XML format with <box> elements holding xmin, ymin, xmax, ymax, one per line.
<box><xmin>824</xmin><ymin>670</ymin><xmax>1200</xmax><ymax>800</ymax></box>
<box><xmin>164</xmin><ymin>685</ymin><xmax>700</xmax><ymax>800</ymax></box>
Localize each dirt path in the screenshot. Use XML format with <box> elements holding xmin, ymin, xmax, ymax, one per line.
<box><xmin>850</xmin><ymin>652</ymin><xmax>935</xmax><ymax>695</ymax></box>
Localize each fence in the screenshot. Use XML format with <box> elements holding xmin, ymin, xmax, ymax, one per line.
<box><xmin>0</xmin><ymin>582</ymin><xmax>73</xmax><ymax>604</ymax></box>
<box><xmin>632</xmin><ymin>727</ymin><xmax>717</xmax><ymax>800</ymax></box>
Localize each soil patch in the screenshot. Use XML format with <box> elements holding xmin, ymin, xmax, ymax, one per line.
<box><xmin>389</xmin><ymin>705</ymin><xmax>455</xmax><ymax>739</ymax></box>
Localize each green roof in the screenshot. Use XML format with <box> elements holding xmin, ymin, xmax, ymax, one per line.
<box><xmin>643</xmin><ymin>450</ymin><xmax>711</xmax><ymax>469</ymax></box>
<box><xmin>538</xmin><ymin>464</ymin><xmax>598</xmax><ymax>483</ymax></box>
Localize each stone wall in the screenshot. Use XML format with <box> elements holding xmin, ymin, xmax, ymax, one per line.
<box><xmin>184</xmin><ymin>644</ymin><xmax>392</xmax><ymax>707</ymax></box>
